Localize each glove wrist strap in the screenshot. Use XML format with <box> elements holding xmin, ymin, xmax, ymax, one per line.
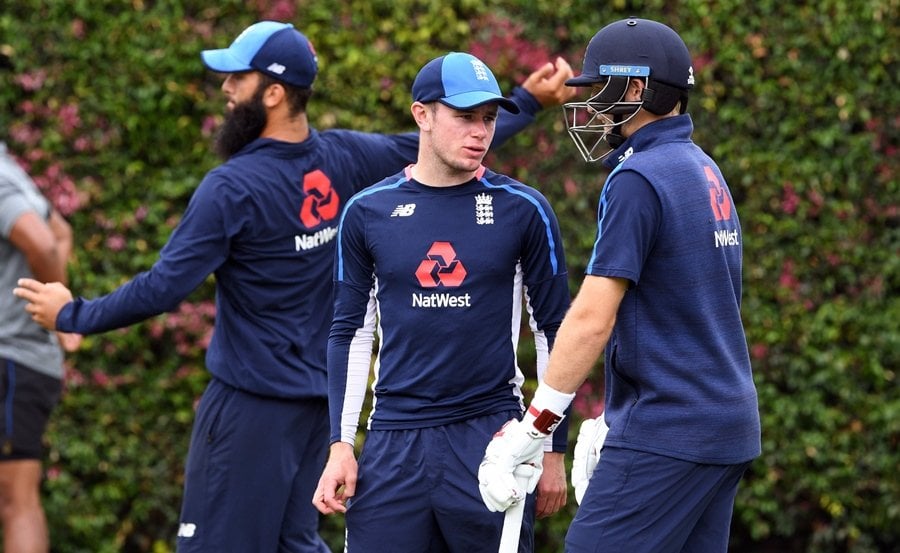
<box><xmin>526</xmin><ymin>382</ymin><xmax>576</xmax><ymax>435</ymax></box>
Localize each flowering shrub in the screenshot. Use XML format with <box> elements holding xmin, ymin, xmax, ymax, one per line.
<box><xmin>0</xmin><ymin>0</ymin><xmax>896</xmax><ymax>552</ymax></box>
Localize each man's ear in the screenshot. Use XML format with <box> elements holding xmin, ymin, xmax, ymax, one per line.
<box><xmin>263</xmin><ymin>82</ymin><xmax>286</xmax><ymax>109</ymax></box>
<box><xmin>410</xmin><ymin>101</ymin><xmax>432</xmax><ymax>131</ymax></box>
<box><xmin>626</xmin><ymin>78</ymin><xmax>646</xmax><ymax>102</ymax></box>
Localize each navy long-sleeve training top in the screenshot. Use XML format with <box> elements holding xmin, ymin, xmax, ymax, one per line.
<box><xmin>55</xmin><ymin>88</ymin><xmax>542</xmax><ymax>399</ymax></box>
<box><xmin>329</xmin><ymin>166</ymin><xmax>571</xmax><ymax>451</ymax></box>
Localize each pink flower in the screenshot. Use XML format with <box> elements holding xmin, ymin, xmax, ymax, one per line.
<box><xmin>57</xmin><ymin>103</ymin><xmax>81</xmax><ymax>136</ymax></box>
<box><xmin>751</xmin><ymin>343</ymin><xmax>768</xmax><ymax>360</ymax></box>
<box><xmin>105</xmin><ymin>234</ymin><xmax>126</xmax><ymax>251</ymax></box>
<box><xmin>71</xmin><ymin>19</ymin><xmax>85</xmax><ymax>39</ymax></box>
<box><xmin>779</xmin><ymin>258</ymin><xmax>799</xmax><ymax>291</ymax></box>
<box><xmin>781</xmin><ymin>183</ymin><xmax>799</xmax><ymax>215</ymax></box>
<box><xmin>65</xmin><ymin>366</ymin><xmax>86</xmax><ymax>387</ymax></box>
<box><xmin>201</xmin><ymin>115</ymin><xmax>219</xmax><ymax>137</ymax></box>
<box><xmin>19</xmin><ymin>100</ymin><xmax>37</xmax><ymax>115</ymax></box>
<box><xmin>9</xmin><ymin>122</ymin><xmax>41</xmax><ymax>146</ymax></box>
<box><xmin>257</xmin><ymin>0</ymin><xmax>297</xmax><ymax>21</ymax></box>
<box><xmin>91</xmin><ymin>370</ymin><xmax>111</xmax><ymax>387</ymax></box>
<box><xmin>14</xmin><ymin>70</ymin><xmax>47</xmax><ymax>91</ymax></box>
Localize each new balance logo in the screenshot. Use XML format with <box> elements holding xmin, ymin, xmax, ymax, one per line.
<box><xmin>391</xmin><ymin>203</ymin><xmax>416</xmax><ymax>217</ymax></box>
<box><xmin>475</xmin><ymin>193</ymin><xmax>493</xmax><ymax>225</ymax></box>
<box><xmin>617</xmin><ymin>146</ymin><xmax>634</xmax><ymax>164</ymax></box>
<box><xmin>177</xmin><ymin>522</ymin><xmax>197</xmax><ymax>538</ymax></box>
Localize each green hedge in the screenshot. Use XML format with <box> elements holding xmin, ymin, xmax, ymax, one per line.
<box><xmin>1</xmin><ymin>1</ymin><xmax>896</xmax><ymax>552</ymax></box>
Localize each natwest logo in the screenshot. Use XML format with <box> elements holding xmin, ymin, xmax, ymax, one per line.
<box><xmin>415</xmin><ymin>241</ymin><xmax>466</xmax><ymax>288</ymax></box>
<box><xmin>299</xmin><ymin>170</ymin><xmax>340</xmax><ymax>228</ymax></box>
<box><xmin>704</xmin><ymin>166</ymin><xmax>732</xmax><ymax>222</ymax></box>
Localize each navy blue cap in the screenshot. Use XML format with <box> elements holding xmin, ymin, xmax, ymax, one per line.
<box><xmin>566</xmin><ymin>18</ymin><xmax>694</xmax><ymax>90</ymax></box>
<box><xmin>412</xmin><ymin>52</ymin><xmax>520</xmax><ymax>114</ymax></box>
<box><xmin>201</xmin><ymin>21</ymin><xmax>318</xmax><ymax>88</ymax></box>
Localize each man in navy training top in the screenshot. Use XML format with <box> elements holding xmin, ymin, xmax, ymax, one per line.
<box><xmin>13</xmin><ymin>21</ymin><xmax>576</xmax><ymax>553</ymax></box>
<box><xmin>313</xmin><ymin>52</ymin><xmax>571</xmax><ymax>553</ymax></box>
<box><xmin>478</xmin><ymin>18</ymin><xmax>761</xmax><ymax>553</ymax></box>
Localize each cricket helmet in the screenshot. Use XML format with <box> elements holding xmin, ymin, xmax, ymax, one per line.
<box><xmin>563</xmin><ymin>18</ymin><xmax>695</xmax><ymax>161</ymax></box>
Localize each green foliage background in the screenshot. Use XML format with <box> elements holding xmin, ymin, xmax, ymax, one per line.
<box><xmin>0</xmin><ymin>1</ymin><xmax>896</xmax><ymax>552</ymax></box>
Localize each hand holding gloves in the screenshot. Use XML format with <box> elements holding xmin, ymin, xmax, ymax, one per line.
<box><xmin>478</xmin><ymin>383</ymin><xmax>575</xmax><ymax>512</ymax></box>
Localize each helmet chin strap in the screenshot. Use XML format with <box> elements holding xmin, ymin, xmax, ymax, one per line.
<box><xmin>604</xmin><ymin>110</ymin><xmax>629</xmax><ymax>150</ymax></box>
<box><xmin>606</xmin><ymin>133</ymin><xmax>625</xmax><ymax>149</ymax></box>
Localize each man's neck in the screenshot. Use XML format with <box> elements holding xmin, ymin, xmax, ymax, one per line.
<box><xmin>622</xmin><ymin>109</ymin><xmax>677</xmax><ymax>139</ymax></box>
<box><xmin>261</xmin><ymin>111</ymin><xmax>311</xmax><ymax>143</ymax></box>
<box><xmin>409</xmin><ymin>161</ymin><xmax>477</xmax><ymax>188</ymax></box>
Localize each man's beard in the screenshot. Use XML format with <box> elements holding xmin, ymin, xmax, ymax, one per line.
<box><xmin>214</xmin><ymin>89</ymin><xmax>268</xmax><ymax>160</ymax></box>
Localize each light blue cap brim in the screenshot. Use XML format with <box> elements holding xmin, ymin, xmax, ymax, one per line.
<box><xmin>201</xmin><ymin>48</ymin><xmax>252</xmax><ymax>73</ymax></box>
<box><xmin>440</xmin><ymin>91</ymin><xmax>520</xmax><ymax>113</ymax></box>
<box><xmin>412</xmin><ymin>52</ymin><xmax>520</xmax><ymax>114</ymax></box>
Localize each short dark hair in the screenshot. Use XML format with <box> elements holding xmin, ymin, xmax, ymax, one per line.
<box><xmin>257</xmin><ymin>73</ymin><xmax>311</xmax><ymax>116</ymax></box>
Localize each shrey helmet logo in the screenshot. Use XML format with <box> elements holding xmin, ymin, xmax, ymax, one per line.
<box><xmin>415</xmin><ymin>242</ymin><xmax>467</xmax><ymax>288</ymax></box>
<box><xmin>299</xmin><ymin>170</ymin><xmax>340</xmax><ymax>228</ymax></box>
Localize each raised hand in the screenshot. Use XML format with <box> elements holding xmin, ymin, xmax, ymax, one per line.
<box><xmin>521</xmin><ymin>57</ymin><xmax>578</xmax><ymax>108</ymax></box>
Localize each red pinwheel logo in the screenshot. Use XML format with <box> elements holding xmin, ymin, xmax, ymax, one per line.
<box><xmin>415</xmin><ymin>242</ymin><xmax>467</xmax><ymax>288</ymax></box>
<box><xmin>705</xmin><ymin>166</ymin><xmax>732</xmax><ymax>222</ymax></box>
<box><xmin>299</xmin><ymin>170</ymin><xmax>340</xmax><ymax>228</ymax></box>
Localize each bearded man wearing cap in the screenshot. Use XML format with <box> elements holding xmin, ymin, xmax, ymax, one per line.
<box><xmin>478</xmin><ymin>18</ymin><xmax>761</xmax><ymax>553</ymax></box>
<box><xmin>13</xmin><ymin>21</ymin><xmax>577</xmax><ymax>553</ymax></box>
<box><xmin>312</xmin><ymin>52</ymin><xmax>571</xmax><ymax>552</ymax></box>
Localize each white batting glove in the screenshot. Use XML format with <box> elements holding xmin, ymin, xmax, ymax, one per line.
<box><xmin>478</xmin><ymin>418</ymin><xmax>546</xmax><ymax>512</ymax></box>
<box><xmin>478</xmin><ymin>383</ymin><xmax>575</xmax><ymax>512</ymax></box>
<box><xmin>571</xmin><ymin>413</ymin><xmax>608</xmax><ymax>505</ymax></box>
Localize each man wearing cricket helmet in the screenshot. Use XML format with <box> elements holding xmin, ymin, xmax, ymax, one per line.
<box><xmin>479</xmin><ymin>17</ymin><xmax>761</xmax><ymax>553</ymax></box>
